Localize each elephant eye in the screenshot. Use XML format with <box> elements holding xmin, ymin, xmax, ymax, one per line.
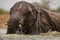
<box><xmin>25</xmin><ymin>11</ymin><xmax>31</xmax><ymax>16</ymax></box>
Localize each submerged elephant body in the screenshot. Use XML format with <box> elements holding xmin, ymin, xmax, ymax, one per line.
<box><xmin>7</xmin><ymin>1</ymin><xmax>60</xmax><ymax>34</ymax></box>
<box><xmin>47</xmin><ymin>10</ymin><xmax>60</xmax><ymax>32</ymax></box>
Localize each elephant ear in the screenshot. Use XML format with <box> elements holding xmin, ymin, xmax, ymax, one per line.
<box><xmin>39</xmin><ymin>9</ymin><xmax>53</xmax><ymax>32</ymax></box>
<box><xmin>40</xmin><ymin>9</ymin><xmax>52</xmax><ymax>24</ymax></box>
<box><xmin>40</xmin><ymin>9</ymin><xmax>50</xmax><ymax>24</ymax></box>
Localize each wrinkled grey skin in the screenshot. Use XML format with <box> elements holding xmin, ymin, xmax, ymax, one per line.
<box><xmin>39</xmin><ymin>9</ymin><xmax>60</xmax><ymax>32</ymax></box>
<box><xmin>7</xmin><ymin>1</ymin><xmax>60</xmax><ymax>34</ymax></box>
<box><xmin>47</xmin><ymin>9</ymin><xmax>60</xmax><ymax>32</ymax></box>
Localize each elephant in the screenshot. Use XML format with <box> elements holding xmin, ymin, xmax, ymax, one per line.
<box><xmin>7</xmin><ymin>1</ymin><xmax>60</xmax><ymax>34</ymax></box>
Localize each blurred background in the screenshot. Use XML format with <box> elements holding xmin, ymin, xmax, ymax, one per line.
<box><xmin>0</xmin><ymin>0</ymin><xmax>60</xmax><ymax>34</ymax></box>
<box><xmin>0</xmin><ymin>0</ymin><xmax>60</xmax><ymax>12</ymax></box>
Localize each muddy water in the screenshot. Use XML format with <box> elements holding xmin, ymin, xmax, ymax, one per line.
<box><xmin>0</xmin><ymin>29</ymin><xmax>7</xmax><ymax>34</ymax></box>
<box><xmin>0</xmin><ymin>29</ymin><xmax>60</xmax><ymax>40</ymax></box>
